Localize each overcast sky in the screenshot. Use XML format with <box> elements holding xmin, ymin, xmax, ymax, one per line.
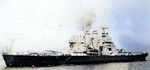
<box><xmin>0</xmin><ymin>0</ymin><xmax>150</xmax><ymax>58</ymax></box>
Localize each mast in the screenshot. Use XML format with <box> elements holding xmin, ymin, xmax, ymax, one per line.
<box><xmin>102</xmin><ymin>25</ymin><xmax>109</xmax><ymax>42</ymax></box>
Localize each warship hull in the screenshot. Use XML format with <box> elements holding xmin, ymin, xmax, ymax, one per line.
<box><xmin>3</xmin><ymin>53</ymin><xmax>148</xmax><ymax>67</ymax></box>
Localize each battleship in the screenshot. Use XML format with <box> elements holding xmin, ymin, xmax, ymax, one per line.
<box><xmin>2</xmin><ymin>23</ymin><xmax>148</xmax><ymax>67</ymax></box>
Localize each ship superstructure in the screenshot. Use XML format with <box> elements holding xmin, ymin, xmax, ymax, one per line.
<box><xmin>69</xmin><ymin>25</ymin><xmax>121</xmax><ymax>56</ymax></box>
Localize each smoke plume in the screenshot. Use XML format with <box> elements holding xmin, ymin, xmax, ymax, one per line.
<box><xmin>82</xmin><ymin>12</ymin><xmax>96</xmax><ymax>32</ymax></box>
<box><xmin>0</xmin><ymin>0</ymin><xmax>112</xmax><ymax>56</ymax></box>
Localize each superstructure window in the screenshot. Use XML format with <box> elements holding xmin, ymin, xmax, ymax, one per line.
<box><xmin>108</xmin><ymin>48</ymin><xmax>112</xmax><ymax>51</ymax></box>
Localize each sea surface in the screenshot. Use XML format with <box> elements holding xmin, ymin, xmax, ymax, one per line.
<box><xmin>0</xmin><ymin>59</ymin><xmax>150</xmax><ymax>70</ymax></box>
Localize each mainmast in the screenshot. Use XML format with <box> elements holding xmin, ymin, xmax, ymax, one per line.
<box><xmin>102</xmin><ymin>25</ymin><xmax>109</xmax><ymax>41</ymax></box>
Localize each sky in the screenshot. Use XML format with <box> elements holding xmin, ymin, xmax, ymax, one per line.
<box><xmin>0</xmin><ymin>0</ymin><xmax>150</xmax><ymax>59</ymax></box>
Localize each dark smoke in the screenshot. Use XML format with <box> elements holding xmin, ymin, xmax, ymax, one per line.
<box><xmin>82</xmin><ymin>12</ymin><xmax>96</xmax><ymax>32</ymax></box>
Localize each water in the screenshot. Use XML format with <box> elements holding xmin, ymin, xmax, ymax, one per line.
<box><xmin>0</xmin><ymin>60</ymin><xmax>150</xmax><ymax>70</ymax></box>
